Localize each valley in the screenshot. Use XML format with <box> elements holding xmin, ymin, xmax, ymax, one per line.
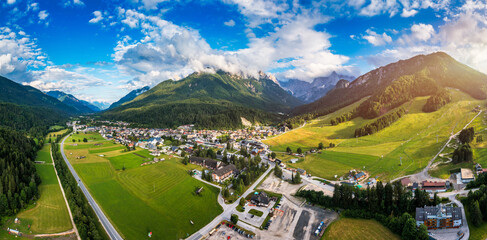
<box><xmin>265</xmin><ymin>89</ymin><xmax>484</xmax><ymax>181</ymax></box>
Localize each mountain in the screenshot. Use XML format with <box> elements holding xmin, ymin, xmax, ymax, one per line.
<box><xmin>102</xmin><ymin>71</ymin><xmax>303</xmax><ymax>129</ymax></box>
<box><xmin>46</xmin><ymin>90</ymin><xmax>101</xmax><ymax>113</ymax></box>
<box><xmin>0</xmin><ymin>76</ymin><xmax>77</xmax><ymax>114</ymax></box>
<box><xmin>91</xmin><ymin>101</ymin><xmax>111</xmax><ymax>110</ymax></box>
<box><xmin>279</xmin><ymin>72</ymin><xmax>355</xmax><ymax>102</ymax></box>
<box><xmin>293</xmin><ymin>52</ymin><xmax>487</xmax><ymax>118</ymax></box>
<box><xmin>108</xmin><ymin>86</ymin><xmax>150</xmax><ymax>109</ymax></box>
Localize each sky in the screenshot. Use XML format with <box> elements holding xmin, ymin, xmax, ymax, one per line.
<box><xmin>1</xmin><ymin>0</ymin><xmax>487</xmax><ymax>106</ymax></box>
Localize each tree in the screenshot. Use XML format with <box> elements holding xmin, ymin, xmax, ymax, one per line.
<box><xmin>318</xmin><ymin>142</ymin><xmax>324</xmax><ymax>150</ymax></box>
<box><xmin>459</xmin><ymin>127</ymin><xmax>475</xmax><ymax>144</ymax></box>
<box><xmin>82</xmin><ymin>138</ymin><xmax>88</xmax><ymax>142</ymax></box>
<box><xmin>223</xmin><ymin>188</ymin><xmax>230</xmax><ymax>198</ymax></box>
<box><xmin>470</xmin><ymin>200</ymin><xmax>483</xmax><ymax>227</ymax></box>
<box><xmin>72</xmin><ymin>139</ymin><xmax>76</xmax><ymax>143</ymax></box>
<box><xmin>239</xmin><ymin>198</ymin><xmax>246</xmax><ymax>206</ymax></box>
<box><xmin>297</xmin><ymin>147</ymin><xmax>302</xmax><ymax>154</ymax></box>
<box><xmin>231</xmin><ymin>214</ymin><xmax>239</xmax><ymax>224</ymax></box>
<box><xmin>271</xmin><ymin>152</ymin><xmax>277</xmax><ymax>159</ymax></box>
<box><xmin>286</xmin><ymin>147</ymin><xmax>292</xmax><ymax>154</ymax></box>
<box><xmin>182</xmin><ymin>157</ymin><xmax>188</xmax><ymax>165</ymax></box>
<box><xmin>402</xmin><ymin>218</ymin><xmax>418</xmax><ymax>240</ymax></box>
<box><xmin>417</xmin><ymin>224</ymin><xmax>429</xmax><ymax>240</ymax></box>
<box><xmin>292</xmin><ymin>172</ymin><xmax>302</xmax><ymax>184</ymax></box>
<box><xmin>274</xmin><ymin>165</ymin><xmax>283</xmax><ymax>178</ymax></box>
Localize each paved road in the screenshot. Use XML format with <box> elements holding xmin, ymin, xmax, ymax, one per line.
<box><xmin>186</xmin><ymin>165</ymin><xmax>274</xmax><ymax>240</ymax></box>
<box><xmin>61</xmin><ymin>134</ymin><xmax>123</xmax><ymax>240</ymax></box>
<box><xmin>437</xmin><ymin>189</ymin><xmax>479</xmax><ymax>240</ymax></box>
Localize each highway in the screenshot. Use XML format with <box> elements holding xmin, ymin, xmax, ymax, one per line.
<box><xmin>60</xmin><ymin>133</ymin><xmax>123</xmax><ymax>240</ymax></box>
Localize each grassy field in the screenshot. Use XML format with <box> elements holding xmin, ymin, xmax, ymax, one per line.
<box><xmin>323</xmin><ymin>218</ymin><xmax>400</xmax><ymax>240</ymax></box>
<box><xmin>64</xmin><ymin>132</ymin><xmax>222</xmax><ymax>240</ymax></box>
<box><xmin>46</xmin><ymin>128</ymin><xmax>68</xmax><ymax>143</ymax></box>
<box><xmin>14</xmin><ymin>143</ymin><xmax>72</xmax><ymax>234</ymax></box>
<box><xmin>265</xmin><ymin>89</ymin><xmax>485</xmax><ymax>180</ymax></box>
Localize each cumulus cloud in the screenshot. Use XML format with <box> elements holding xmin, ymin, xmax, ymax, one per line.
<box><xmin>38</xmin><ymin>10</ymin><xmax>48</xmax><ymax>20</ymax></box>
<box><xmin>26</xmin><ymin>66</ymin><xmax>105</xmax><ymax>93</ymax></box>
<box><xmin>110</xmin><ymin>8</ymin><xmax>353</xmax><ymax>88</ymax></box>
<box><xmin>89</xmin><ymin>11</ymin><xmax>104</xmax><ymax>23</ymax></box>
<box><xmin>224</xmin><ymin>19</ymin><xmax>235</xmax><ymax>27</ymax></box>
<box><xmin>363</xmin><ymin>29</ymin><xmax>393</xmax><ymax>46</ymax></box>
<box><xmin>367</xmin><ymin>2</ymin><xmax>487</xmax><ymax>74</ymax></box>
<box><xmin>0</xmin><ymin>27</ymin><xmax>46</xmax><ymax>82</ymax></box>
<box><xmin>7</xmin><ymin>0</ymin><xmax>16</xmax><ymax>4</ymax></box>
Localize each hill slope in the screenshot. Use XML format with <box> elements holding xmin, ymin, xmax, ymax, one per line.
<box><xmin>47</xmin><ymin>90</ymin><xmax>100</xmax><ymax>113</ymax></box>
<box><xmin>108</xmin><ymin>86</ymin><xmax>150</xmax><ymax>109</ymax></box>
<box><xmin>103</xmin><ymin>71</ymin><xmax>303</xmax><ymax>128</ymax></box>
<box><xmin>0</xmin><ymin>76</ymin><xmax>77</xmax><ymax>114</ymax></box>
<box><xmin>293</xmin><ymin>52</ymin><xmax>487</xmax><ymax>117</ymax></box>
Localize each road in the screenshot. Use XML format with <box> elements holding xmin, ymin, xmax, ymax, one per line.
<box><xmin>60</xmin><ymin>133</ymin><xmax>123</xmax><ymax>240</ymax></box>
<box><xmin>437</xmin><ymin>189</ymin><xmax>479</xmax><ymax>240</ymax></box>
<box><xmin>187</xmin><ymin>165</ymin><xmax>274</xmax><ymax>240</ymax></box>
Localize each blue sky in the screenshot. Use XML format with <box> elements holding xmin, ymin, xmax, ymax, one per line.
<box><xmin>1</xmin><ymin>0</ymin><xmax>487</xmax><ymax>106</ymax></box>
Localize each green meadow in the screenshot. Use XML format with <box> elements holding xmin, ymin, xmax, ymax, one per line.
<box><xmin>14</xmin><ymin>143</ymin><xmax>72</xmax><ymax>234</ymax></box>
<box><xmin>64</xmin><ymin>132</ymin><xmax>222</xmax><ymax>240</ymax></box>
<box><xmin>266</xmin><ymin>89</ymin><xmax>485</xmax><ymax>180</ymax></box>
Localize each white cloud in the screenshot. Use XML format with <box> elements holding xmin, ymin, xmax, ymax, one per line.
<box><xmin>224</xmin><ymin>19</ymin><xmax>235</xmax><ymax>27</ymax></box>
<box><xmin>73</xmin><ymin>0</ymin><xmax>84</xmax><ymax>5</ymax></box>
<box><xmin>110</xmin><ymin>8</ymin><xmax>353</xmax><ymax>88</ymax></box>
<box><xmin>366</xmin><ymin>3</ymin><xmax>487</xmax><ymax>74</ymax></box>
<box><xmin>359</xmin><ymin>0</ymin><xmax>399</xmax><ymax>17</ymax></box>
<box><xmin>410</xmin><ymin>23</ymin><xmax>435</xmax><ymax>41</ymax></box>
<box><xmin>140</xmin><ymin>0</ymin><xmax>168</xmax><ymax>10</ymax></box>
<box><xmin>89</xmin><ymin>11</ymin><xmax>104</xmax><ymax>24</ymax></box>
<box><xmin>7</xmin><ymin>0</ymin><xmax>16</xmax><ymax>4</ymax></box>
<box><xmin>363</xmin><ymin>29</ymin><xmax>393</xmax><ymax>46</ymax></box>
<box><xmin>38</xmin><ymin>10</ymin><xmax>48</xmax><ymax>20</ymax></box>
<box><xmin>26</xmin><ymin>66</ymin><xmax>105</xmax><ymax>93</ymax></box>
<box><xmin>0</xmin><ymin>27</ymin><xmax>46</xmax><ymax>82</ymax></box>
<box><xmin>400</xmin><ymin>8</ymin><xmax>418</xmax><ymax>17</ymax></box>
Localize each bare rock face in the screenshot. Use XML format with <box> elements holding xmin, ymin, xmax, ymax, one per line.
<box><xmin>279</xmin><ymin>71</ymin><xmax>355</xmax><ymax>103</ymax></box>
<box><xmin>334</xmin><ymin>79</ymin><xmax>350</xmax><ymax>89</ymax></box>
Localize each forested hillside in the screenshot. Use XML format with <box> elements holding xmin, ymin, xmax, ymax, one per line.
<box><xmin>103</xmin><ymin>71</ymin><xmax>303</xmax><ymax>128</ymax></box>
<box><xmin>0</xmin><ymin>76</ymin><xmax>77</xmax><ymax>114</ymax></box>
<box><xmin>0</xmin><ymin>127</ymin><xmax>41</xmax><ymax>217</ymax></box>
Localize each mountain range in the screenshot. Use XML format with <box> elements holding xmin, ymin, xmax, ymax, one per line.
<box><xmin>293</xmin><ymin>52</ymin><xmax>487</xmax><ymax>119</ymax></box>
<box><xmin>279</xmin><ymin>72</ymin><xmax>355</xmax><ymax>103</ymax></box>
<box><xmin>102</xmin><ymin>70</ymin><xmax>303</xmax><ymax>129</ymax></box>
<box><xmin>46</xmin><ymin>91</ymin><xmax>101</xmax><ymax>113</ymax></box>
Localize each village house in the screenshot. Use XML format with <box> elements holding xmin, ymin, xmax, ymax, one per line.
<box><xmin>189</xmin><ymin>156</ymin><xmax>221</xmax><ymax>170</ymax></box>
<box><xmin>250</xmin><ymin>192</ymin><xmax>271</xmax><ymax>207</ymax></box>
<box><xmin>416</xmin><ymin>205</ymin><xmax>462</xmax><ymax>229</ymax></box>
<box><xmin>212</xmin><ymin>164</ymin><xmax>237</xmax><ymax>182</ymax></box>
<box><xmin>460</xmin><ymin>168</ymin><xmax>475</xmax><ymax>183</ymax></box>
<box><xmin>421</xmin><ymin>181</ymin><xmax>447</xmax><ymax>193</ymax></box>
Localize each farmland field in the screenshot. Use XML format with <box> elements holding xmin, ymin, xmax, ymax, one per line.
<box><xmin>265</xmin><ymin>90</ymin><xmax>485</xmax><ymax>180</ymax></box>
<box><xmin>323</xmin><ymin>218</ymin><xmax>400</xmax><ymax>240</ymax></box>
<box><xmin>15</xmin><ymin>143</ymin><xmax>72</xmax><ymax>234</ymax></box>
<box><xmin>64</xmin><ymin>132</ymin><xmax>222</xmax><ymax>240</ymax></box>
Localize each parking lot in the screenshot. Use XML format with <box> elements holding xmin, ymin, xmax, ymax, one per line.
<box><xmin>206</xmin><ymin>222</ymin><xmax>257</xmax><ymax>240</ymax></box>
<box><xmin>256</xmin><ymin>195</ymin><xmax>338</xmax><ymax>240</ymax></box>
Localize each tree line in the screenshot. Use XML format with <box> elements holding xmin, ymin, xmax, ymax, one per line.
<box><xmin>296</xmin><ymin>181</ymin><xmax>437</xmax><ymax>240</ymax></box>
<box><xmin>463</xmin><ymin>185</ymin><xmax>487</xmax><ymax>227</ymax></box>
<box><xmin>452</xmin><ymin>127</ymin><xmax>474</xmax><ymax>164</ymax></box>
<box><xmin>51</xmin><ymin>132</ymin><xmax>108</xmax><ymax>240</ymax></box>
<box><xmin>422</xmin><ymin>90</ymin><xmax>452</xmax><ymax>112</ymax></box>
<box><xmin>330</xmin><ymin>112</ymin><xmax>353</xmax><ymax>126</ymax></box>
<box><xmin>354</xmin><ymin>108</ymin><xmax>406</xmax><ymax>137</ymax></box>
